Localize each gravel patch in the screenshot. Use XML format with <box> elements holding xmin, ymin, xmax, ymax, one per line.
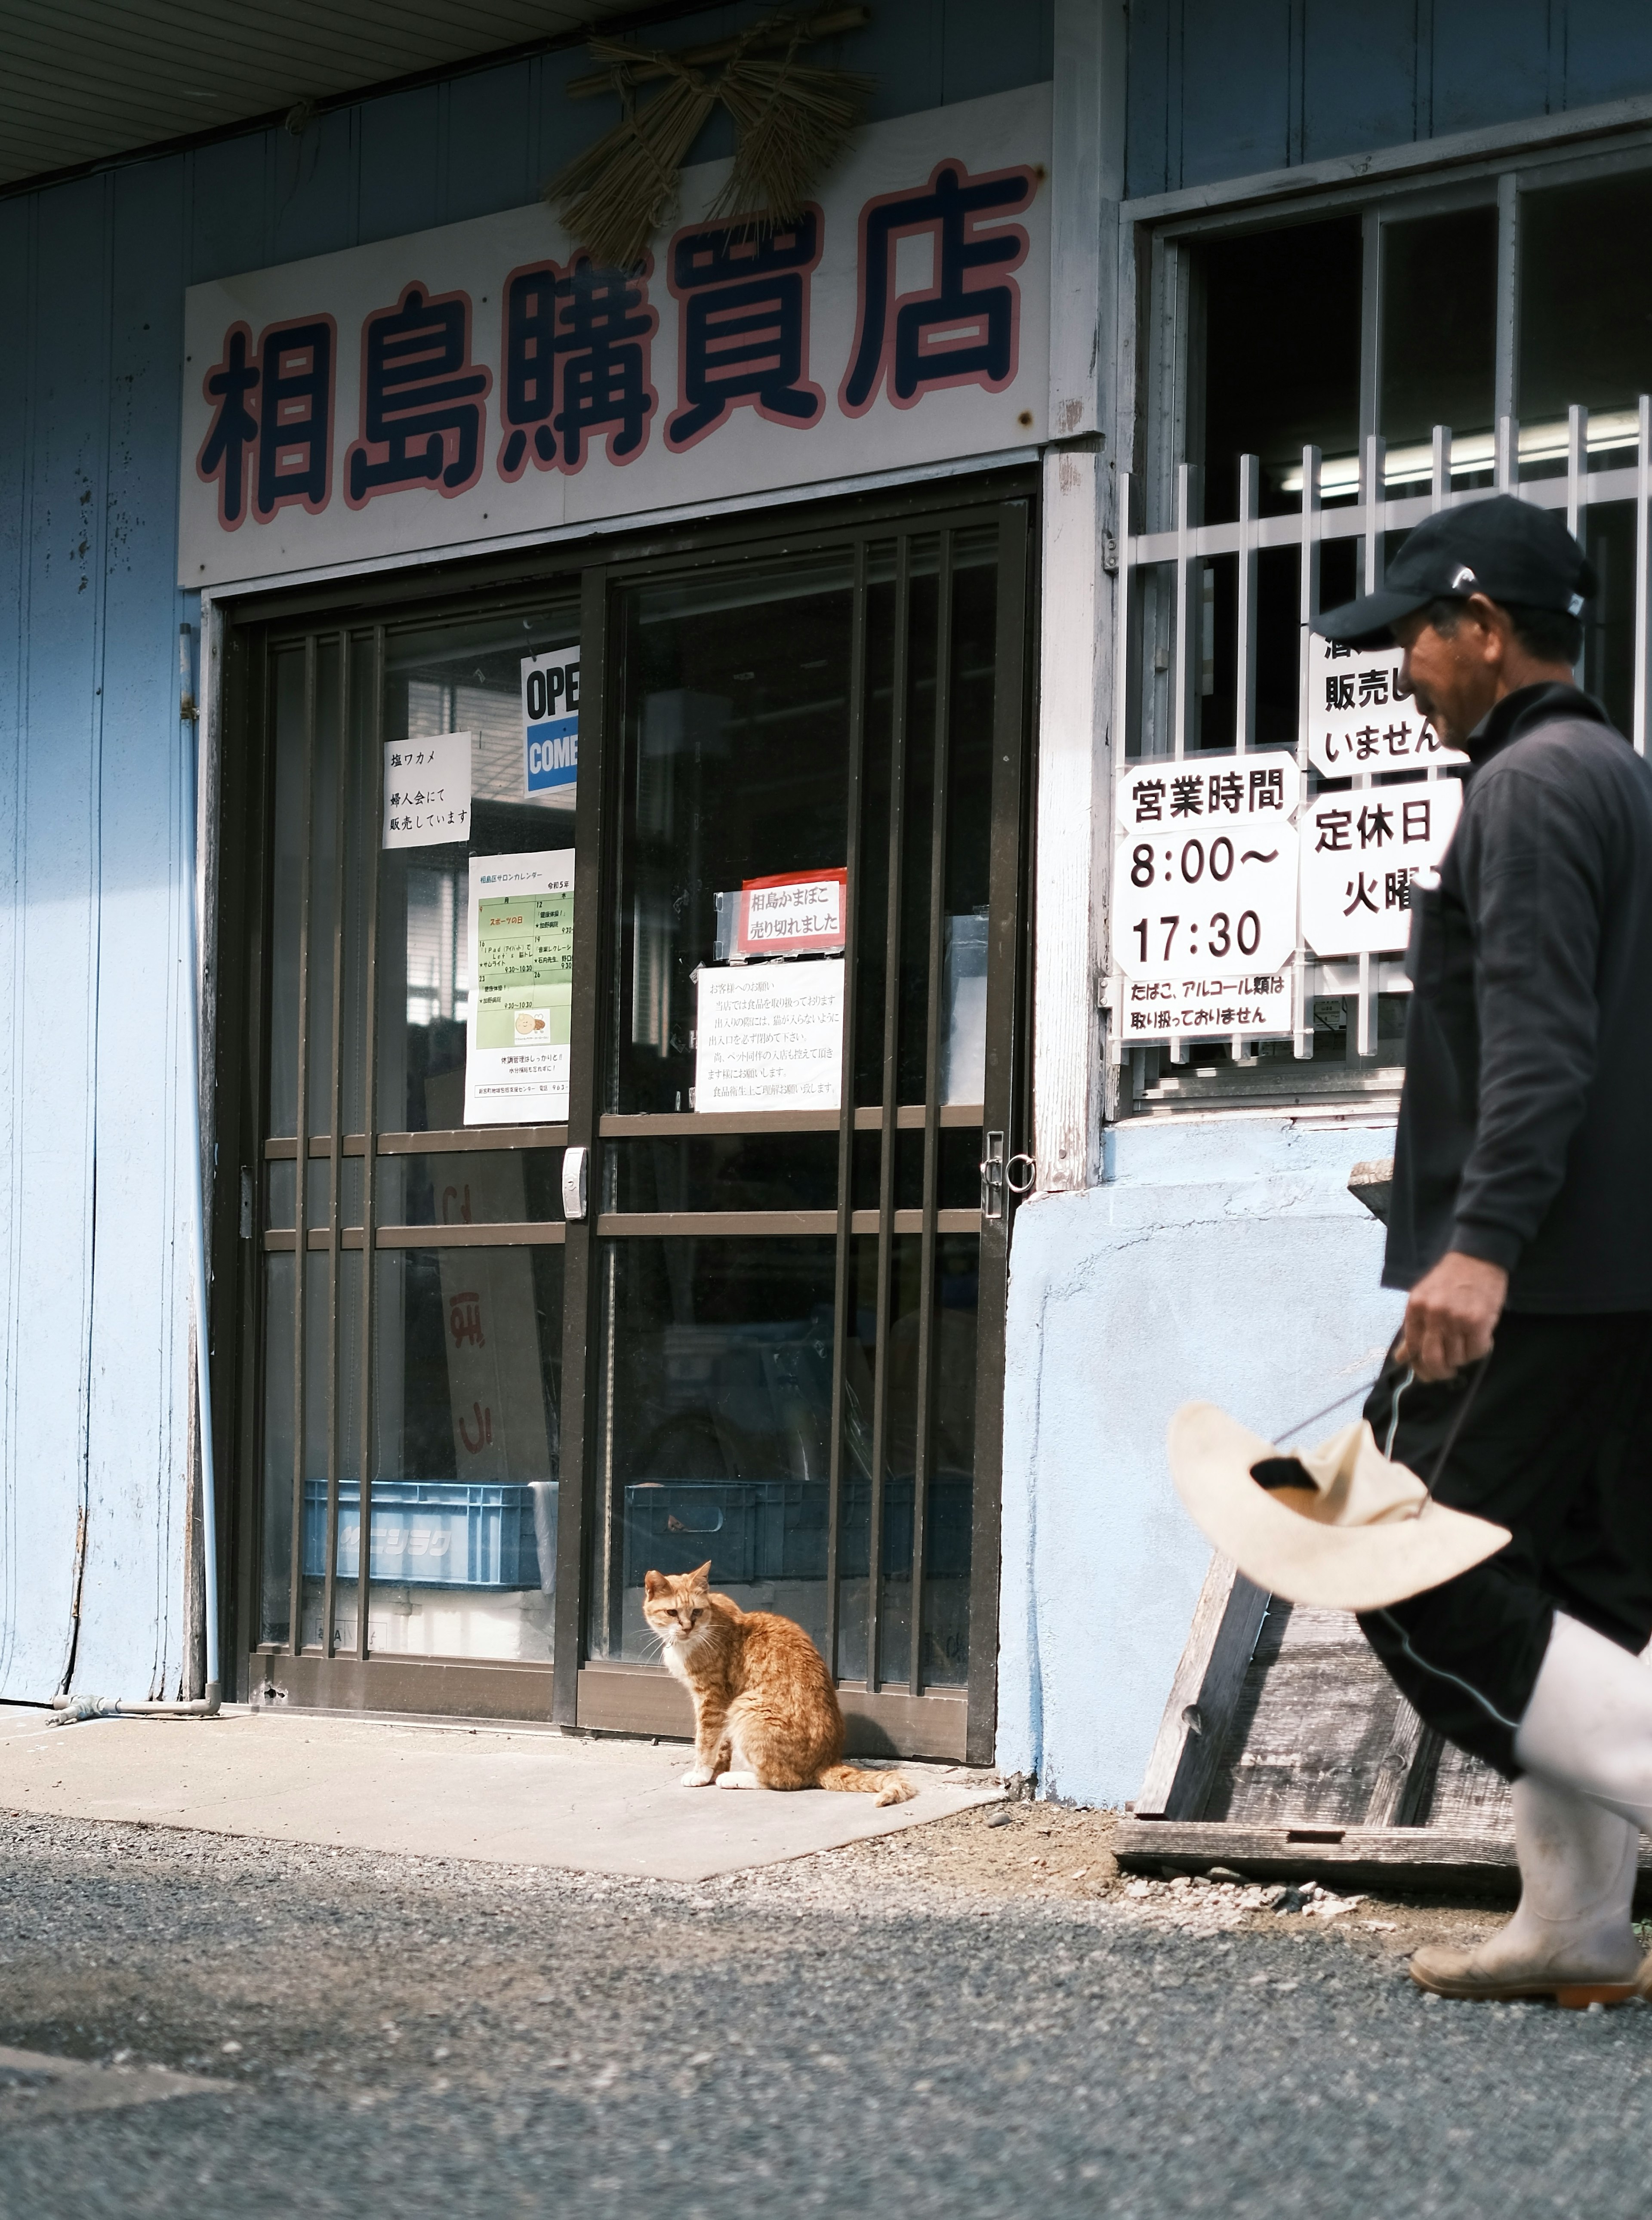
<box><xmin>1</xmin><ymin>1800</ymin><xmax>1649</xmax><ymax>2218</ymax></box>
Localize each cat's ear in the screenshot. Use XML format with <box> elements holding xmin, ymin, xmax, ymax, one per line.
<box><xmin>689</xmin><ymin>1560</ymin><xmax>713</xmax><ymax>1589</ymax></box>
<box><xmin>643</xmin><ymin>1569</ymin><xmax>667</xmax><ymax>1597</ymax></box>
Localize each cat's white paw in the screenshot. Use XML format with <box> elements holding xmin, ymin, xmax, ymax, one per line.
<box><xmin>681</xmin><ymin>1765</ymin><xmax>717</xmax><ymax>1787</ymax></box>
<box><xmin>715</xmin><ymin>1770</ymin><xmax>762</xmax><ymax>1790</ymax></box>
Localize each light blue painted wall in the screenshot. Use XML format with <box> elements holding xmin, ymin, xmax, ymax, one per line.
<box><xmin>1125</xmin><ymin>0</ymin><xmax>1652</xmax><ymax>197</ymax></box>
<box><xmin>0</xmin><ymin>3</ymin><xmax>1055</xmax><ymax>1703</ymax></box>
<box><xmin>997</xmin><ymin>1117</ymin><xmax>1405</xmax><ymax>1806</ymax></box>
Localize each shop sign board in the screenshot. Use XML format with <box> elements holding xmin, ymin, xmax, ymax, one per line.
<box><xmin>1305</xmin><ymin>634</ymin><xmax>1466</xmax><ymax>777</ymax></box>
<box><xmin>464</xmin><ymin>850</ymin><xmax>576</xmax><ymax>1124</ymax></box>
<box><xmin>1112</xmin><ymin>757</ymin><xmax>1302</xmax><ymax>1038</ymax></box>
<box><xmin>1300</xmin><ymin>774</ymin><xmax>1463</xmax><ymax>956</ymax></box>
<box><xmin>694</xmin><ymin>960</ymin><xmax>845</xmax><ymax>1112</ymax></box>
<box><xmin>382</xmin><ymin>730</ymin><xmax>472</xmax><ymax>848</ymax></box>
<box><xmin>521</xmin><ymin>648</ymin><xmax>579</xmax><ymax>805</ymax></box>
<box><xmin>179</xmin><ymin>86</ymin><xmax>1051</xmax><ymax>590</ymax></box>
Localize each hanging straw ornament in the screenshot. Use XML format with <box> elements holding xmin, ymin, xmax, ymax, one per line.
<box><xmin>547</xmin><ymin>7</ymin><xmax>875</xmax><ymax>269</ymax></box>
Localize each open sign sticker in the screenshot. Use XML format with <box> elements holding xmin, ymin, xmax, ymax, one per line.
<box><xmin>522</xmin><ymin>645</ymin><xmax>579</xmax><ymax>794</ymax></box>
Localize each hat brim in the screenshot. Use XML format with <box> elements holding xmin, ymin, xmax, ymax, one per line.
<box><xmin>1314</xmin><ymin>588</ymin><xmax>1433</xmax><ymax>650</ymax></box>
<box><xmin>1168</xmin><ymin>1402</ymin><xmax>1511</xmax><ymax>1612</ymax></box>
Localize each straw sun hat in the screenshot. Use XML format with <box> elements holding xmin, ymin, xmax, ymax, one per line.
<box><xmin>1167</xmin><ymin>1403</ymin><xmax>1510</xmax><ymax>1611</ymax></box>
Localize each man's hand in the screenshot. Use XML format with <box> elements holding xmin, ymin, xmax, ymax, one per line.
<box><xmin>1396</xmin><ymin>1252</ymin><xmax>1509</xmax><ymax>1382</ymax></box>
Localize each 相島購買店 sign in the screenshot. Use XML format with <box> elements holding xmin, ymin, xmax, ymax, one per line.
<box><xmin>178</xmin><ymin>86</ymin><xmax>1051</xmax><ymax>590</ymax></box>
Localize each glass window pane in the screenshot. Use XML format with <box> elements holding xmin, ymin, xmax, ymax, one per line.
<box><xmin>587</xmin><ymin>1236</ymin><xmax>843</xmax><ymax>1665</ymax></box>
<box><xmin>259</xmin><ymin>1252</ymin><xmax>295</xmax><ymax>1645</ymax></box>
<box><xmin>1380</xmin><ymin>207</ymin><xmax>1497</xmax><ymax>477</ymax></box>
<box><xmin>1520</xmin><ymin>172</ymin><xmax>1652</xmax><ymax>428</ymax></box>
<box><xmin>1197</xmin><ymin>217</ymin><xmax>1363</xmax><ymax>522</ymax></box>
<box><xmin>362</xmin><ymin>1244</ymin><xmax>563</xmax><ymax>1661</ymax></box>
<box><xmin>375</xmin><ymin>1149</ymin><xmax>565</xmax><ymax>1227</ymax></box>
<box><xmin>610</xmin><ymin>555</ymin><xmax>857</xmax><ymax>1114</ymax></box>
<box><xmin>378</xmin><ymin>600</ymin><xmax>579</xmax><ymax>1134</ymax></box>
<box><xmin>267</xmin><ymin>650</ymin><xmax>307</xmax><ymax>1138</ymax></box>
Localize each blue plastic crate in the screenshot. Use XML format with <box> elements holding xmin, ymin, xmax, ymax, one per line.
<box><xmin>623</xmin><ymin>1475</ymin><xmax>973</xmax><ymax>1590</ymax></box>
<box><xmin>302</xmin><ymin>1479</ymin><xmax>552</xmax><ymax>1590</ymax></box>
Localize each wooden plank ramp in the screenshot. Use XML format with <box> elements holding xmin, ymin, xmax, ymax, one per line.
<box><xmin>1115</xmin><ymin>1554</ymin><xmax>1652</xmax><ymax>1902</ymax></box>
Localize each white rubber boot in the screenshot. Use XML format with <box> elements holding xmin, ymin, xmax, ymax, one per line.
<box><xmin>1513</xmin><ymin>1610</ymin><xmax>1652</xmax><ymax>1832</ymax></box>
<box><xmin>1409</xmin><ymin>1774</ymin><xmax>1643</xmax><ymax>2005</ymax></box>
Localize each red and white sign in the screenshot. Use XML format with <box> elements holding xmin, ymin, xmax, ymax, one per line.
<box><xmin>733</xmin><ymin>870</ymin><xmax>847</xmax><ymax>960</ymax></box>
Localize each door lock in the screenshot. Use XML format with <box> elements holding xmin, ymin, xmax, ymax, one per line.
<box><xmin>981</xmin><ymin>1132</ymin><xmax>1006</xmax><ymax>1221</ymax></box>
<box><xmin>561</xmin><ymin>1145</ymin><xmax>589</xmax><ymax>1222</ymax></box>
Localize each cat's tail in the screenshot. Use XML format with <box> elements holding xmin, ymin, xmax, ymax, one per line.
<box><xmin>817</xmin><ymin>1763</ymin><xmax>915</xmax><ymax>1808</ymax></box>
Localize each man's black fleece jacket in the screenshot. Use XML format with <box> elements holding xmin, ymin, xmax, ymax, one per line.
<box><xmin>1385</xmin><ymin>681</ymin><xmax>1652</xmax><ymax>1310</ymax></box>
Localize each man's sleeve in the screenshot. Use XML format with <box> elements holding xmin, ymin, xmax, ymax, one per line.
<box><xmin>1450</xmin><ymin>759</ymin><xmax>1606</xmax><ymax>1272</ymax></box>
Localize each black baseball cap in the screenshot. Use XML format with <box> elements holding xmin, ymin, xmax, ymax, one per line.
<box><xmin>1316</xmin><ymin>494</ymin><xmax>1597</xmax><ymax>648</ymax></box>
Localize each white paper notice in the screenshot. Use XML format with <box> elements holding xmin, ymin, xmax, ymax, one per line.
<box><xmin>382</xmin><ymin>730</ymin><xmax>473</xmax><ymax>848</ymax></box>
<box><xmin>1305</xmin><ymin>634</ymin><xmax>1466</xmax><ymax>776</ymax></box>
<box><xmin>462</xmin><ymin>850</ymin><xmax>575</xmax><ymax>1125</ymax></box>
<box><xmin>695</xmin><ymin>961</ymin><xmax>845</xmax><ymax>1113</ymax></box>
<box><xmin>1119</xmin><ymin>970</ymin><xmax>1295</xmax><ymax>1041</ymax></box>
<box><xmin>1300</xmin><ymin>775</ymin><xmax>1464</xmax><ymax>956</ymax></box>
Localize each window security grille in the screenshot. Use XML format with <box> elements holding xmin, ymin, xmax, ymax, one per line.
<box><xmin>1108</xmin><ymin>401</ymin><xmax>1652</xmax><ymax>1103</ymax></box>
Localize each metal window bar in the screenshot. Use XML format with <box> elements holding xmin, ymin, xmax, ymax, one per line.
<box><xmin>322</xmin><ymin>635</ymin><xmax>350</xmax><ymax>1658</ymax></box>
<box><xmin>285</xmin><ymin>638</ymin><xmax>317</xmax><ymax>1655</ymax></box>
<box><xmin>864</xmin><ymin>534</ymin><xmax>912</xmax><ymax>1693</ymax></box>
<box><xmin>909</xmin><ymin>525</ymin><xmax>955</xmax><ymax>1698</ymax></box>
<box><xmin>824</xmin><ymin>540</ymin><xmax>870</xmax><ymax>1686</ymax></box>
<box><xmin>354</xmin><ymin>627</ymin><xmax>385</xmax><ymax>1663</ymax></box>
<box><xmin>1113</xmin><ymin>395</ymin><xmax>1652</xmax><ymax>1088</ymax></box>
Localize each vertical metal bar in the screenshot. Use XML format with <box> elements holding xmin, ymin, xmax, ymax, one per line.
<box><xmin>552</xmin><ymin>561</ymin><xmax>614</xmax><ymax>1727</ymax></box>
<box><xmin>1567</xmin><ymin>404</ymin><xmax>1587</xmax><ymax>543</ymax></box>
<box><xmin>1635</xmin><ymin>396</ymin><xmax>1650</xmax><ymax>758</ymax></box>
<box><xmin>285</xmin><ymin>636</ymin><xmax>316</xmax><ymax>1653</ymax></box>
<box><xmin>965</xmin><ymin>498</ymin><xmax>1031</xmax><ymax>1767</ymax></box>
<box><xmin>1494</xmin><ymin>172</ymin><xmax>1520</xmax><ymax>431</ymax></box>
<box><xmin>1294</xmin><ymin>446</ymin><xmax>1321</xmax><ymax>1061</ymax></box>
<box><xmin>866</xmin><ymin>533</ymin><xmax>912</xmax><ymax>1694</ymax></box>
<box><xmin>825</xmin><ymin>540</ymin><xmax>869</xmax><ymax>1685</ymax></box>
<box><xmin>1496</xmin><ymin>413</ymin><xmax>1518</xmax><ymax>493</ymax></box>
<box><xmin>1355</xmin><ymin>435</ymin><xmax>1386</xmax><ymax>1062</ymax></box>
<box><xmin>355</xmin><ymin>627</ymin><xmax>384</xmax><ymax>1662</ymax></box>
<box><xmin>1235</xmin><ymin>456</ymin><xmax>1259</xmax><ymax>757</ymax></box>
<box><xmin>321</xmin><ymin>636</ymin><xmax>348</xmax><ymax>1659</ymax></box>
<box><xmin>1230</xmin><ymin>454</ymin><xmax>1260</xmax><ymax>1064</ymax></box>
<box><xmin>909</xmin><ymin>528</ymin><xmax>953</xmax><ymax>1696</ymax></box>
<box><xmin>1432</xmin><ymin>424</ymin><xmax>1452</xmax><ymax>511</ymax></box>
<box><xmin>1171</xmin><ymin>462</ymin><xmax>1198</xmax><ymax>763</ymax></box>
<box><xmin>1169</xmin><ymin>465</ymin><xmax>1198</xmax><ymax>1064</ymax></box>
<box><xmin>1107</xmin><ymin>472</ymin><xmax>1133</xmax><ymax>1074</ymax></box>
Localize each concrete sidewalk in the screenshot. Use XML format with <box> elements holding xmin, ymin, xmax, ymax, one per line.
<box><xmin>0</xmin><ymin>1706</ymin><xmax>1000</xmax><ymax>1881</ymax></box>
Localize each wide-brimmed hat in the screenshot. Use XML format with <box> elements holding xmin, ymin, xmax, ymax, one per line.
<box><xmin>1167</xmin><ymin>1403</ymin><xmax>1511</xmax><ymax>1610</ymax></box>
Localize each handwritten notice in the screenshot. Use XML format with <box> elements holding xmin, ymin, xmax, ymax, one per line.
<box><xmin>695</xmin><ymin>961</ymin><xmax>845</xmax><ymax>1112</ymax></box>
<box><xmin>382</xmin><ymin>730</ymin><xmax>472</xmax><ymax>848</ymax></box>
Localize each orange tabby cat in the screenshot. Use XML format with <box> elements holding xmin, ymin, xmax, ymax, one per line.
<box><xmin>643</xmin><ymin>1563</ymin><xmax>914</xmax><ymax>1807</ymax></box>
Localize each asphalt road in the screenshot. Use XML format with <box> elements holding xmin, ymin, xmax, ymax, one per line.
<box><xmin>2</xmin><ymin>1806</ymin><xmax>1651</xmax><ymax>2220</ymax></box>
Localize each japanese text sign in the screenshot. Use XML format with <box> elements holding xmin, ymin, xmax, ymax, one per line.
<box><xmin>1306</xmin><ymin>633</ymin><xmax>1467</xmax><ymax>777</ymax></box>
<box><xmin>180</xmin><ymin>88</ymin><xmax>1050</xmax><ymax>589</ymax></box>
<box><xmin>1112</xmin><ymin>755</ymin><xmax>1300</xmax><ymax>1039</ymax></box>
<box><xmin>464</xmin><ymin>850</ymin><xmax>575</xmax><ymax>1124</ymax></box>
<box><xmin>733</xmin><ymin>870</ymin><xmax>847</xmax><ymax>960</ymax></box>
<box><xmin>382</xmin><ymin>730</ymin><xmax>472</xmax><ymax>848</ymax></box>
<box><xmin>695</xmin><ymin>960</ymin><xmax>846</xmax><ymax>1113</ymax></box>
<box><xmin>1300</xmin><ymin>774</ymin><xmax>1464</xmax><ymax>956</ymax></box>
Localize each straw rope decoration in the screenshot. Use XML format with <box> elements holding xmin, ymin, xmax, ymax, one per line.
<box><xmin>547</xmin><ymin>6</ymin><xmax>875</xmax><ymax>269</ymax></box>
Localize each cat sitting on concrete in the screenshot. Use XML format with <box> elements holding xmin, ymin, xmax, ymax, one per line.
<box><xmin>642</xmin><ymin>1563</ymin><xmax>914</xmax><ymax>1808</ymax></box>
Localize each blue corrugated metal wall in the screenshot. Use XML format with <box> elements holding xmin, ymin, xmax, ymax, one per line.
<box><xmin>1126</xmin><ymin>0</ymin><xmax>1652</xmax><ymax>197</ymax></box>
<box><xmin>0</xmin><ymin>0</ymin><xmax>1055</xmax><ymax>1703</ymax></box>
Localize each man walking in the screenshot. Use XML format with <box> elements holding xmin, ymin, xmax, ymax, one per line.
<box><xmin>1317</xmin><ymin>495</ymin><xmax>1652</xmax><ymax>2004</ymax></box>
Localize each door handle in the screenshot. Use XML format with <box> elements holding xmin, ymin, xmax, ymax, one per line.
<box><xmin>981</xmin><ymin>1132</ymin><xmax>1005</xmax><ymax>1221</ymax></box>
<box><xmin>561</xmin><ymin>1145</ymin><xmax>589</xmax><ymax>1222</ymax></box>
